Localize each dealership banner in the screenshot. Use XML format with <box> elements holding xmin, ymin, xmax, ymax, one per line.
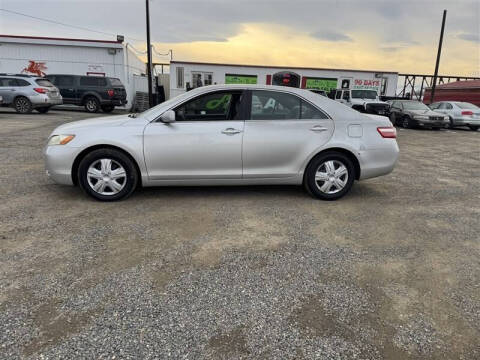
<box><xmin>304</xmin><ymin>78</ymin><xmax>338</xmax><ymax>91</ymax></box>
<box><xmin>225</xmin><ymin>74</ymin><xmax>257</xmax><ymax>84</ymax></box>
<box><xmin>353</xmin><ymin>79</ymin><xmax>380</xmax><ymax>90</ymax></box>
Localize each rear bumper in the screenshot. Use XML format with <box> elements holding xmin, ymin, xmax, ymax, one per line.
<box><xmin>100</xmin><ymin>99</ymin><xmax>128</xmax><ymax>106</ymax></box>
<box><xmin>358</xmin><ymin>141</ymin><xmax>399</xmax><ymax>180</ymax></box>
<box><xmin>452</xmin><ymin>117</ymin><xmax>480</xmax><ymax>126</ymax></box>
<box><xmin>30</xmin><ymin>94</ymin><xmax>63</xmax><ymax>107</ymax></box>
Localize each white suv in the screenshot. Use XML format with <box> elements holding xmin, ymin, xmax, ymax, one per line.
<box><xmin>334</xmin><ymin>88</ymin><xmax>389</xmax><ymax>116</ymax></box>
<box><xmin>0</xmin><ymin>74</ymin><xmax>63</xmax><ymax>113</ymax></box>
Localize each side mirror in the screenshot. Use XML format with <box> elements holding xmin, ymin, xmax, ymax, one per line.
<box><xmin>159</xmin><ymin>110</ymin><xmax>176</xmax><ymax>123</ymax></box>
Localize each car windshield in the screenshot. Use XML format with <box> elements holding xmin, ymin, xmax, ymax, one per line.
<box><xmin>351</xmin><ymin>90</ymin><xmax>377</xmax><ymax>99</ymax></box>
<box><xmin>402</xmin><ymin>101</ymin><xmax>430</xmax><ymax>110</ymax></box>
<box><xmin>456</xmin><ymin>102</ymin><xmax>479</xmax><ymax>110</ymax></box>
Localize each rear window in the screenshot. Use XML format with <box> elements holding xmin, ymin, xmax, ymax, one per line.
<box><xmin>80</xmin><ymin>77</ymin><xmax>107</xmax><ymax>87</ymax></box>
<box><xmin>109</xmin><ymin>78</ymin><xmax>123</xmax><ymax>86</ymax></box>
<box><xmin>35</xmin><ymin>79</ymin><xmax>54</xmax><ymax>87</ymax></box>
<box><xmin>457</xmin><ymin>102</ymin><xmax>479</xmax><ymax>110</ymax></box>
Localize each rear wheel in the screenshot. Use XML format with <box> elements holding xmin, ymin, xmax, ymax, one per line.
<box><xmin>78</xmin><ymin>148</ymin><xmax>138</xmax><ymax>201</ymax></box>
<box><xmin>469</xmin><ymin>126</ymin><xmax>479</xmax><ymax>131</ymax></box>
<box><xmin>36</xmin><ymin>106</ymin><xmax>51</xmax><ymax>114</ymax></box>
<box><xmin>101</xmin><ymin>105</ymin><xmax>115</xmax><ymax>113</ymax></box>
<box><xmin>84</xmin><ymin>97</ymin><xmax>100</xmax><ymax>113</ymax></box>
<box><xmin>14</xmin><ymin>96</ymin><xmax>33</xmax><ymax>114</ymax></box>
<box><xmin>304</xmin><ymin>152</ymin><xmax>355</xmax><ymax>201</ymax></box>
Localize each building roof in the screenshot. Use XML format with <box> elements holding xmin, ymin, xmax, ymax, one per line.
<box><xmin>0</xmin><ymin>34</ymin><xmax>123</xmax><ymax>48</ymax></box>
<box><xmin>171</xmin><ymin>60</ymin><xmax>398</xmax><ymax>75</ymax></box>
<box><xmin>432</xmin><ymin>80</ymin><xmax>480</xmax><ymax>89</ymax></box>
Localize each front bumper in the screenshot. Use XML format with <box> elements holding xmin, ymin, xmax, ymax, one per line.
<box><xmin>413</xmin><ymin>118</ymin><xmax>449</xmax><ymax>128</ymax></box>
<box><xmin>44</xmin><ymin>145</ymin><xmax>80</xmax><ymax>185</ymax></box>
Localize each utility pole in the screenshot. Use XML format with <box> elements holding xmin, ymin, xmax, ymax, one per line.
<box><xmin>430</xmin><ymin>9</ymin><xmax>447</xmax><ymax>104</ymax></box>
<box><xmin>145</xmin><ymin>0</ymin><xmax>154</xmax><ymax>108</ymax></box>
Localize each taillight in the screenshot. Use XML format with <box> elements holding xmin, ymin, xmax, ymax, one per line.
<box><xmin>34</xmin><ymin>88</ymin><xmax>48</xmax><ymax>94</ymax></box>
<box><xmin>107</xmin><ymin>89</ymin><xmax>114</xmax><ymax>97</ymax></box>
<box><xmin>377</xmin><ymin>127</ymin><xmax>397</xmax><ymax>138</ymax></box>
<box><xmin>461</xmin><ymin>110</ymin><xmax>473</xmax><ymax>116</ymax></box>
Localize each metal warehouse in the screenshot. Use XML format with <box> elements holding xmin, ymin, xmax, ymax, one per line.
<box><xmin>0</xmin><ymin>34</ymin><xmax>147</xmax><ymax>108</ymax></box>
<box><xmin>170</xmin><ymin>61</ymin><xmax>399</xmax><ymax>99</ymax></box>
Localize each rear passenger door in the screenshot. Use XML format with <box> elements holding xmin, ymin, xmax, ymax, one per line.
<box><xmin>242</xmin><ymin>90</ymin><xmax>334</xmax><ymax>179</ymax></box>
<box><xmin>0</xmin><ymin>77</ymin><xmax>18</xmax><ymax>104</ymax></box>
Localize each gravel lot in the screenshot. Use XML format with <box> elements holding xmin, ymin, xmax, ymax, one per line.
<box><xmin>0</xmin><ymin>107</ymin><xmax>479</xmax><ymax>359</ymax></box>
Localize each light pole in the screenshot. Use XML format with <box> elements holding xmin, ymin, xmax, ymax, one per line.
<box><xmin>430</xmin><ymin>9</ymin><xmax>447</xmax><ymax>104</ymax></box>
<box><xmin>145</xmin><ymin>0</ymin><xmax>154</xmax><ymax>108</ymax></box>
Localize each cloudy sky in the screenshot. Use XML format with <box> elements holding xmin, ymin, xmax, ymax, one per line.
<box><xmin>1</xmin><ymin>0</ymin><xmax>479</xmax><ymax>75</ymax></box>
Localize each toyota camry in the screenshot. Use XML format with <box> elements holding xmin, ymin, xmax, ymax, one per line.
<box><xmin>45</xmin><ymin>84</ymin><xmax>399</xmax><ymax>201</ymax></box>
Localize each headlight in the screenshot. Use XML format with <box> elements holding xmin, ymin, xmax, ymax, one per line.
<box><xmin>414</xmin><ymin>115</ymin><xmax>429</xmax><ymax>120</ymax></box>
<box><xmin>48</xmin><ymin>134</ymin><xmax>75</xmax><ymax>146</ymax></box>
<box><xmin>444</xmin><ymin>116</ymin><xmax>449</xmax><ymax>120</ymax></box>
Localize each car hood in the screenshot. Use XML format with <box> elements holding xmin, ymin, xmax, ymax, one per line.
<box><xmin>52</xmin><ymin>114</ymin><xmax>132</xmax><ymax>133</ymax></box>
<box><xmin>406</xmin><ymin>109</ymin><xmax>444</xmax><ymax>116</ymax></box>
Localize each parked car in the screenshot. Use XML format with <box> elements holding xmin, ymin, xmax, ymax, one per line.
<box><xmin>46</xmin><ymin>74</ymin><xmax>127</xmax><ymax>113</ymax></box>
<box><xmin>387</xmin><ymin>100</ymin><xmax>449</xmax><ymax>129</ymax></box>
<box><xmin>45</xmin><ymin>84</ymin><xmax>399</xmax><ymax>201</ymax></box>
<box><xmin>334</xmin><ymin>88</ymin><xmax>390</xmax><ymax>115</ymax></box>
<box><xmin>429</xmin><ymin>101</ymin><xmax>480</xmax><ymax>131</ymax></box>
<box><xmin>0</xmin><ymin>74</ymin><xmax>62</xmax><ymax>113</ymax></box>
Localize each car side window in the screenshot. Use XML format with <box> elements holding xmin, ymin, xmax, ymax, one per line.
<box><xmin>301</xmin><ymin>100</ymin><xmax>328</xmax><ymax>119</ymax></box>
<box><xmin>335</xmin><ymin>91</ymin><xmax>342</xmax><ymax>100</ymax></box>
<box><xmin>430</xmin><ymin>103</ymin><xmax>440</xmax><ymax>110</ymax></box>
<box><xmin>56</xmin><ymin>76</ymin><xmax>74</xmax><ymax>87</ymax></box>
<box><xmin>15</xmin><ymin>79</ymin><xmax>30</xmax><ymax>87</ymax></box>
<box><xmin>80</xmin><ymin>77</ymin><xmax>105</xmax><ymax>87</ymax></box>
<box><xmin>250</xmin><ymin>90</ymin><xmax>301</xmax><ymax>120</ymax></box>
<box><xmin>342</xmin><ymin>91</ymin><xmax>350</xmax><ymax>100</ymax></box>
<box><xmin>445</xmin><ymin>103</ymin><xmax>453</xmax><ymax>110</ymax></box>
<box><xmin>174</xmin><ymin>91</ymin><xmax>242</xmax><ymax>121</ymax></box>
<box><xmin>0</xmin><ymin>78</ymin><xmax>18</xmax><ymax>87</ymax></box>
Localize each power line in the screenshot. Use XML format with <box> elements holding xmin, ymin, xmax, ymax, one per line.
<box><xmin>0</xmin><ymin>8</ymin><xmax>144</xmax><ymax>42</ymax></box>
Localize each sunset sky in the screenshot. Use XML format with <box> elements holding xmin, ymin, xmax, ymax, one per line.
<box><xmin>1</xmin><ymin>0</ymin><xmax>479</xmax><ymax>76</ymax></box>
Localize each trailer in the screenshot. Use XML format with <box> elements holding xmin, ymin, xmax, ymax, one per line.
<box><xmin>423</xmin><ymin>80</ymin><xmax>480</xmax><ymax>106</ymax></box>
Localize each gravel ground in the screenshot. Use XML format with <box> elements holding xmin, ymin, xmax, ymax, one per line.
<box><xmin>0</xmin><ymin>108</ymin><xmax>479</xmax><ymax>359</ymax></box>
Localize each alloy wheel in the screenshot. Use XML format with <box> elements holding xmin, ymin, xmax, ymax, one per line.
<box><xmin>16</xmin><ymin>98</ymin><xmax>31</xmax><ymax>113</ymax></box>
<box><xmin>314</xmin><ymin>160</ymin><xmax>348</xmax><ymax>194</ymax></box>
<box><xmin>86</xmin><ymin>158</ymin><xmax>126</xmax><ymax>196</ymax></box>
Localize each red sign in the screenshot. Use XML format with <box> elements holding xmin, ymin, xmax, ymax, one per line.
<box><xmin>22</xmin><ymin>61</ymin><xmax>48</xmax><ymax>77</ymax></box>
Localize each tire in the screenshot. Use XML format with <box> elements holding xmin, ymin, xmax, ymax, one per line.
<box><xmin>36</xmin><ymin>106</ymin><xmax>51</xmax><ymax>114</ymax></box>
<box><xmin>304</xmin><ymin>152</ymin><xmax>355</xmax><ymax>201</ymax></box>
<box><xmin>469</xmin><ymin>126</ymin><xmax>479</xmax><ymax>131</ymax></box>
<box><xmin>432</xmin><ymin>127</ymin><xmax>441</xmax><ymax>131</ymax></box>
<box><xmin>402</xmin><ymin>116</ymin><xmax>411</xmax><ymax>129</ymax></box>
<box><xmin>84</xmin><ymin>97</ymin><xmax>100</xmax><ymax>113</ymax></box>
<box><xmin>447</xmin><ymin>117</ymin><xmax>454</xmax><ymax>129</ymax></box>
<box><xmin>101</xmin><ymin>105</ymin><xmax>115</xmax><ymax>113</ymax></box>
<box><xmin>78</xmin><ymin>148</ymin><xmax>138</xmax><ymax>201</ymax></box>
<box><xmin>14</xmin><ymin>96</ymin><xmax>33</xmax><ymax>114</ymax></box>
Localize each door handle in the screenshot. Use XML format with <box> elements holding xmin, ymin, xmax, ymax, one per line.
<box><xmin>310</xmin><ymin>125</ymin><xmax>328</xmax><ymax>132</ymax></box>
<box><xmin>222</xmin><ymin>128</ymin><xmax>242</xmax><ymax>135</ymax></box>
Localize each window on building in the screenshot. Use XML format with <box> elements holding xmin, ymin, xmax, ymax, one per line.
<box><xmin>176</xmin><ymin>67</ymin><xmax>184</xmax><ymax>88</ymax></box>
<box><xmin>191</xmin><ymin>71</ymin><xmax>213</xmax><ymax>88</ymax></box>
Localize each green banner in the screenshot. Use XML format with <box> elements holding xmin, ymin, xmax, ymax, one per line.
<box><xmin>225</xmin><ymin>74</ymin><xmax>257</xmax><ymax>84</ymax></box>
<box><xmin>305</xmin><ymin>78</ymin><xmax>338</xmax><ymax>91</ymax></box>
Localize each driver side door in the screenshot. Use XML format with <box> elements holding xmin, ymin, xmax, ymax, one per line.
<box><xmin>143</xmin><ymin>90</ymin><xmax>246</xmax><ymax>180</ymax></box>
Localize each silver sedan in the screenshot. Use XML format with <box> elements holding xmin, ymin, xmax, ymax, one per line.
<box><xmin>429</xmin><ymin>101</ymin><xmax>480</xmax><ymax>130</ymax></box>
<box><xmin>45</xmin><ymin>84</ymin><xmax>399</xmax><ymax>201</ymax></box>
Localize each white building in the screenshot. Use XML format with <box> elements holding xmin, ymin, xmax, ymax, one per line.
<box><xmin>0</xmin><ymin>34</ymin><xmax>147</xmax><ymax>108</ymax></box>
<box><xmin>170</xmin><ymin>61</ymin><xmax>398</xmax><ymax>99</ymax></box>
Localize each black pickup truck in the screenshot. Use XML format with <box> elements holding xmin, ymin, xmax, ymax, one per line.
<box><xmin>46</xmin><ymin>74</ymin><xmax>127</xmax><ymax>113</ymax></box>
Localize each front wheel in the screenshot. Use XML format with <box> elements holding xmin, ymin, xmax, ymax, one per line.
<box><xmin>469</xmin><ymin>126</ymin><xmax>479</xmax><ymax>131</ymax></box>
<box><xmin>78</xmin><ymin>149</ymin><xmax>138</xmax><ymax>201</ymax></box>
<box><xmin>304</xmin><ymin>152</ymin><xmax>355</xmax><ymax>201</ymax></box>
